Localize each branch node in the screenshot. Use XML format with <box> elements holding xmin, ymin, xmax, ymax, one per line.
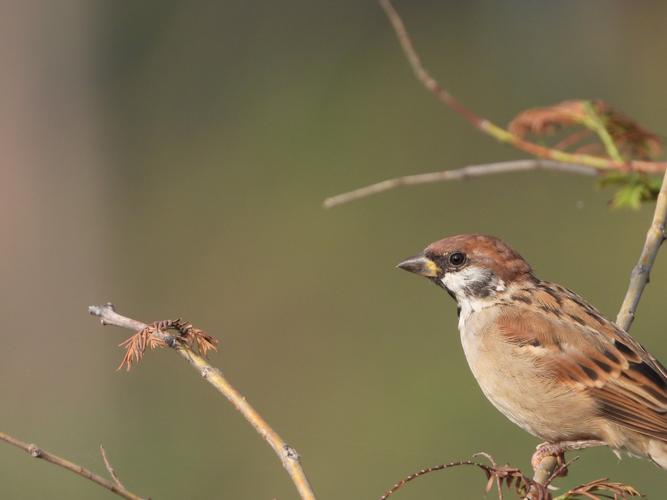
<box><xmin>283</xmin><ymin>444</ymin><xmax>301</xmax><ymax>462</ymax></box>
<box><xmin>28</xmin><ymin>444</ymin><xmax>42</xmax><ymax>458</ymax></box>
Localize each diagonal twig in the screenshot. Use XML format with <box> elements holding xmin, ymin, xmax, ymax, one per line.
<box><xmin>323</xmin><ymin>159</ymin><xmax>596</xmax><ymax>208</ymax></box>
<box><xmin>0</xmin><ymin>432</ymin><xmax>146</xmax><ymax>500</ymax></box>
<box><xmin>377</xmin><ymin>0</ymin><xmax>666</xmax><ymax>174</ymax></box>
<box><xmin>616</xmin><ymin>167</ymin><xmax>667</xmax><ymax>331</ymax></box>
<box><xmin>88</xmin><ymin>303</ymin><xmax>316</xmax><ymax>500</ymax></box>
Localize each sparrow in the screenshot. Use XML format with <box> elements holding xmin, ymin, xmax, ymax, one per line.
<box><xmin>398</xmin><ymin>234</ymin><xmax>667</xmax><ymax>469</ymax></box>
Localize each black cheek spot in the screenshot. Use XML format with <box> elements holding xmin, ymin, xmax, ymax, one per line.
<box><xmin>463</xmin><ymin>271</ymin><xmax>495</xmax><ymax>299</ymax></box>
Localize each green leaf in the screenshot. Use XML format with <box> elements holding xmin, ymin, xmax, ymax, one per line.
<box><xmin>598</xmin><ymin>172</ymin><xmax>661</xmax><ymax>209</ymax></box>
<box><xmin>611</xmin><ymin>184</ymin><xmax>643</xmax><ymax>210</ymax></box>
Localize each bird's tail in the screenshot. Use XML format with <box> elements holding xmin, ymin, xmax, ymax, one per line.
<box><xmin>647</xmin><ymin>439</ymin><xmax>667</xmax><ymax>469</ymax></box>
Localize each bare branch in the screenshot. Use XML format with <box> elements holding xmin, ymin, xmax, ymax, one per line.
<box><xmin>323</xmin><ymin>159</ymin><xmax>596</xmax><ymax>208</ymax></box>
<box><xmin>377</xmin><ymin>0</ymin><xmax>667</xmax><ymax>174</ymax></box>
<box><xmin>0</xmin><ymin>432</ymin><xmax>145</xmax><ymax>500</ymax></box>
<box><xmin>379</xmin><ymin>454</ymin><xmax>548</xmax><ymax>500</ymax></box>
<box><xmin>100</xmin><ymin>445</ymin><xmax>126</xmax><ymax>491</ymax></box>
<box><xmin>88</xmin><ymin>303</ymin><xmax>316</xmax><ymax>500</ymax></box>
<box><xmin>616</xmin><ymin>168</ymin><xmax>667</xmax><ymax>331</ymax></box>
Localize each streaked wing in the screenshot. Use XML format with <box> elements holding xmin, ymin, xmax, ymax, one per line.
<box><xmin>500</xmin><ymin>283</ymin><xmax>667</xmax><ymax>442</ymax></box>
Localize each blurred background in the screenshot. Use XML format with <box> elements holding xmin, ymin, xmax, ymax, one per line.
<box><xmin>2</xmin><ymin>1</ymin><xmax>667</xmax><ymax>498</ymax></box>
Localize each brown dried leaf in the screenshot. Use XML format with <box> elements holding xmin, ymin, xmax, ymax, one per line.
<box><xmin>172</xmin><ymin>319</ymin><xmax>219</xmax><ymax>356</ymax></box>
<box><xmin>508</xmin><ymin>99</ymin><xmax>662</xmax><ymax>161</ymax></box>
<box><xmin>379</xmin><ymin>453</ymin><xmax>547</xmax><ymax>500</ymax></box>
<box><xmin>116</xmin><ymin>318</ymin><xmax>218</xmax><ymax>371</ymax></box>
<box><xmin>598</xmin><ymin>101</ymin><xmax>662</xmax><ymax>160</ymax></box>
<box><xmin>562</xmin><ymin>477</ymin><xmax>642</xmax><ymax>499</ymax></box>
<box><xmin>117</xmin><ymin>327</ymin><xmax>156</xmax><ymax>371</ymax></box>
<box><xmin>485</xmin><ymin>474</ymin><xmax>495</xmax><ymax>493</ymax></box>
<box><xmin>509</xmin><ymin>100</ymin><xmax>590</xmax><ymax>137</ymax></box>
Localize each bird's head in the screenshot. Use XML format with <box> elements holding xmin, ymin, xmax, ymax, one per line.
<box><xmin>397</xmin><ymin>234</ymin><xmax>533</xmax><ymax>302</ymax></box>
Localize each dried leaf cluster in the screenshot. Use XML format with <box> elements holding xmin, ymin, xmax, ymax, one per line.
<box><xmin>379</xmin><ymin>453</ymin><xmax>641</xmax><ymax>500</ymax></box>
<box><xmin>509</xmin><ymin>99</ymin><xmax>664</xmax><ymax>209</ymax></box>
<box><xmin>555</xmin><ymin>478</ymin><xmax>642</xmax><ymax>500</ymax></box>
<box><xmin>118</xmin><ymin>319</ymin><xmax>218</xmax><ymax>371</ymax></box>
<box><xmin>509</xmin><ymin>100</ymin><xmax>661</xmax><ymax>162</ymax></box>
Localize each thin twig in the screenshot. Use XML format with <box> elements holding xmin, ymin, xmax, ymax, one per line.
<box><xmin>379</xmin><ymin>460</ymin><xmax>482</xmax><ymax>500</ymax></box>
<box><xmin>88</xmin><ymin>303</ymin><xmax>316</xmax><ymax>500</ymax></box>
<box><xmin>616</xmin><ymin>167</ymin><xmax>667</xmax><ymax>331</ymax></box>
<box><xmin>100</xmin><ymin>445</ymin><xmax>126</xmax><ymax>491</ymax></box>
<box><xmin>323</xmin><ymin>159</ymin><xmax>596</xmax><ymax>208</ymax></box>
<box><xmin>377</xmin><ymin>0</ymin><xmax>667</xmax><ymax>174</ymax></box>
<box><xmin>379</xmin><ymin>455</ymin><xmax>546</xmax><ymax>500</ymax></box>
<box><xmin>0</xmin><ymin>432</ymin><xmax>145</xmax><ymax>500</ymax></box>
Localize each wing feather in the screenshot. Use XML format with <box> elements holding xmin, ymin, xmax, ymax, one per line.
<box><xmin>498</xmin><ymin>283</ymin><xmax>667</xmax><ymax>442</ymax></box>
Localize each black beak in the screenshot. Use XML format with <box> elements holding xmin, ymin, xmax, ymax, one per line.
<box><xmin>397</xmin><ymin>254</ymin><xmax>441</xmax><ymax>278</ymax></box>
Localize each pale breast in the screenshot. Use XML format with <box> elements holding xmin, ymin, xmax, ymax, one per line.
<box><xmin>458</xmin><ymin>305</ymin><xmax>601</xmax><ymax>442</ymax></box>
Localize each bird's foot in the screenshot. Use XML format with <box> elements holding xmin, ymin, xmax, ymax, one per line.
<box><xmin>531</xmin><ymin>440</ymin><xmax>606</xmax><ymax>477</ymax></box>
<box><xmin>531</xmin><ymin>442</ymin><xmax>568</xmax><ymax>477</ymax></box>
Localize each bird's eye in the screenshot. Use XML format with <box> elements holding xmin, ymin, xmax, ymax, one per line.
<box><xmin>448</xmin><ymin>252</ymin><xmax>466</xmax><ymax>266</ymax></box>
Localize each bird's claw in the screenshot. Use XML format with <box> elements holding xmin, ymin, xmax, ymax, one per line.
<box><xmin>531</xmin><ymin>442</ymin><xmax>568</xmax><ymax>477</ymax></box>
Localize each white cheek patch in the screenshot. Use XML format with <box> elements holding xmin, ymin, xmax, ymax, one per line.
<box><xmin>440</xmin><ymin>266</ymin><xmax>492</xmax><ymax>297</ymax></box>
<box><xmin>440</xmin><ymin>270</ymin><xmax>470</xmax><ymax>294</ymax></box>
<box><xmin>441</xmin><ymin>266</ymin><xmax>503</xmax><ymax>330</ymax></box>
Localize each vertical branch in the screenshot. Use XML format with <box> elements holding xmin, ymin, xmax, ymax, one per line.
<box><xmin>616</xmin><ymin>168</ymin><xmax>667</xmax><ymax>331</ymax></box>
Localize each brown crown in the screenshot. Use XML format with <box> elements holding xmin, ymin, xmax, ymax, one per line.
<box><xmin>425</xmin><ymin>234</ymin><xmax>534</xmax><ymax>284</ymax></box>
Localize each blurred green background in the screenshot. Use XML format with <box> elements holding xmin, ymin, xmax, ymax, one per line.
<box><xmin>2</xmin><ymin>1</ymin><xmax>667</xmax><ymax>498</ymax></box>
